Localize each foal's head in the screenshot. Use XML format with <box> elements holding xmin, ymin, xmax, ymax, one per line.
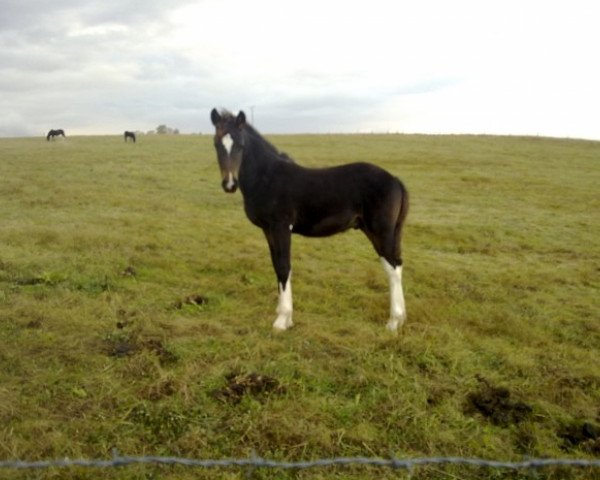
<box><xmin>210</xmin><ymin>108</ymin><xmax>247</xmax><ymax>193</ymax></box>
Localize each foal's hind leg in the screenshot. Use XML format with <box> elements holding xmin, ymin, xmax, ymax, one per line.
<box><xmin>380</xmin><ymin>257</ymin><xmax>407</xmax><ymax>332</ymax></box>
<box><xmin>365</xmin><ymin>208</ymin><xmax>407</xmax><ymax>331</ymax></box>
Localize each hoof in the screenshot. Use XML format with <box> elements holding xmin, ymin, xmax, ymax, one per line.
<box><xmin>386</xmin><ymin>317</ymin><xmax>405</xmax><ymax>332</ymax></box>
<box><xmin>273</xmin><ymin>315</ymin><xmax>293</xmax><ymax>331</ymax></box>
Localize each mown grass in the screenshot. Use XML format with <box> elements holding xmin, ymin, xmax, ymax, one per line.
<box><xmin>0</xmin><ymin>133</ymin><xmax>599</xmax><ymax>479</ymax></box>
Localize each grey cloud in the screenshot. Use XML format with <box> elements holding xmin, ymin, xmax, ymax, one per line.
<box><xmin>0</xmin><ymin>1</ymin><xmax>210</xmax><ymax>136</ymax></box>
<box><xmin>75</xmin><ymin>0</ymin><xmax>194</xmax><ymax>26</ymax></box>
<box><xmin>247</xmin><ymin>97</ymin><xmax>378</xmax><ymax>134</ymax></box>
<box><xmin>3</xmin><ymin>2</ymin><xmax>592</xmax><ymax>139</ymax></box>
<box><xmin>0</xmin><ymin>0</ymin><xmax>193</xmax><ymax>30</ymax></box>
<box><xmin>392</xmin><ymin>77</ymin><xmax>460</xmax><ymax>96</ymax></box>
<box><xmin>0</xmin><ymin>2</ymin><xmax>452</xmax><ymax>137</ymax></box>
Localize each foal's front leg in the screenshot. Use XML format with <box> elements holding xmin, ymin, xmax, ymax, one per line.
<box><xmin>265</xmin><ymin>228</ymin><xmax>293</xmax><ymax>331</ymax></box>
<box><xmin>274</xmin><ymin>272</ymin><xmax>293</xmax><ymax>331</ymax></box>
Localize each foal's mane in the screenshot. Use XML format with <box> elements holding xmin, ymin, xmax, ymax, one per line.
<box><xmin>219</xmin><ymin>110</ymin><xmax>286</xmax><ymax>161</ymax></box>
<box><xmin>245</xmin><ymin>124</ymin><xmax>283</xmax><ymax>159</ymax></box>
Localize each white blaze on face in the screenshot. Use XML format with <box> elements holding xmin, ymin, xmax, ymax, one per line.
<box><xmin>221</xmin><ymin>133</ymin><xmax>233</xmax><ymax>155</ymax></box>
<box><xmin>380</xmin><ymin>258</ymin><xmax>406</xmax><ymax>331</ymax></box>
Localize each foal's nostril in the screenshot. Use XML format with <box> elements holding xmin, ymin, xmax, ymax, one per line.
<box><xmin>221</xmin><ymin>179</ymin><xmax>238</xmax><ymax>193</ymax></box>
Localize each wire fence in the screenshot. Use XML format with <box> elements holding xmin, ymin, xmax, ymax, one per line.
<box><xmin>2</xmin><ymin>452</ymin><xmax>600</xmax><ymax>472</ymax></box>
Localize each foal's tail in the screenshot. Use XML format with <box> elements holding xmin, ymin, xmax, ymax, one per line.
<box><xmin>397</xmin><ymin>179</ymin><xmax>409</xmax><ymax>231</ymax></box>
<box><xmin>394</xmin><ymin>178</ymin><xmax>409</xmax><ymax>264</ymax></box>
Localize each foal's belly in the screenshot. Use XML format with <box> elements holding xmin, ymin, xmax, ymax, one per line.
<box><xmin>243</xmin><ymin>198</ymin><xmax>362</xmax><ymax>237</ymax></box>
<box><xmin>292</xmin><ymin>210</ymin><xmax>361</xmax><ymax>237</ymax></box>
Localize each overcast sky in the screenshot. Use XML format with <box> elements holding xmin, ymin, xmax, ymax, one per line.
<box><xmin>1</xmin><ymin>0</ymin><xmax>599</xmax><ymax>139</ymax></box>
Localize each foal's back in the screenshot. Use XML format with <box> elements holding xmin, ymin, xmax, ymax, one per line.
<box><xmin>263</xmin><ymin>161</ymin><xmax>403</xmax><ymax>237</ymax></box>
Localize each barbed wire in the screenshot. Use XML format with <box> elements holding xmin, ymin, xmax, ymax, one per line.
<box><xmin>1</xmin><ymin>452</ymin><xmax>600</xmax><ymax>471</ymax></box>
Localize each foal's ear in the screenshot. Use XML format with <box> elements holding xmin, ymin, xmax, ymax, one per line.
<box><xmin>235</xmin><ymin>111</ymin><xmax>246</xmax><ymax>129</ymax></box>
<box><xmin>210</xmin><ymin>108</ymin><xmax>221</xmax><ymax>126</ymax></box>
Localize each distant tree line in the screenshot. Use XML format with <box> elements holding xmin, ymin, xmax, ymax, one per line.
<box><xmin>140</xmin><ymin>126</ymin><xmax>204</xmax><ymax>135</ymax></box>
<box><xmin>148</xmin><ymin>125</ymin><xmax>180</xmax><ymax>135</ymax></box>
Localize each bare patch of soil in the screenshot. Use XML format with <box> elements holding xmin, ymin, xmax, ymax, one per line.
<box><xmin>107</xmin><ymin>340</ymin><xmax>138</xmax><ymax>357</ymax></box>
<box><xmin>143</xmin><ymin>377</ymin><xmax>179</xmax><ymax>401</ymax></box>
<box><xmin>174</xmin><ymin>294</ymin><xmax>208</xmax><ymax>309</ymax></box>
<box><xmin>465</xmin><ymin>376</ymin><xmax>532</xmax><ymax>426</ymax></box>
<box><xmin>143</xmin><ymin>339</ymin><xmax>178</xmax><ymax>365</ymax></box>
<box><xmin>120</xmin><ymin>266</ymin><xmax>137</xmax><ymax>277</ymax></box>
<box><xmin>105</xmin><ymin>336</ymin><xmax>177</xmax><ymax>365</ymax></box>
<box><xmin>25</xmin><ymin>317</ymin><xmax>43</xmax><ymax>329</ymax></box>
<box><xmin>558</xmin><ymin>422</ymin><xmax>600</xmax><ymax>454</ymax></box>
<box><xmin>213</xmin><ymin>372</ymin><xmax>285</xmax><ymax>404</ymax></box>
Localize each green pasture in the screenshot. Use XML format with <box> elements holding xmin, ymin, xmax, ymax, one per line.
<box><xmin>0</xmin><ymin>133</ymin><xmax>598</xmax><ymax>479</ymax></box>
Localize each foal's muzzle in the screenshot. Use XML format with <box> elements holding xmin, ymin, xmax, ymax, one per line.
<box><xmin>221</xmin><ymin>177</ymin><xmax>238</xmax><ymax>193</ymax></box>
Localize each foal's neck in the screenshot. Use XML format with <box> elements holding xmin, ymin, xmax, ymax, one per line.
<box><xmin>239</xmin><ymin>128</ymin><xmax>282</xmax><ymax>194</ymax></box>
<box><xmin>243</xmin><ymin>127</ymin><xmax>281</xmax><ymax>165</ymax></box>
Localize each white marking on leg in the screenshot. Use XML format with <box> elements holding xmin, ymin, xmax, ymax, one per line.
<box><xmin>221</xmin><ymin>133</ymin><xmax>233</xmax><ymax>155</ymax></box>
<box><xmin>380</xmin><ymin>258</ymin><xmax>406</xmax><ymax>331</ymax></box>
<box><xmin>273</xmin><ymin>272</ymin><xmax>293</xmax><ymax>331</ymax></box>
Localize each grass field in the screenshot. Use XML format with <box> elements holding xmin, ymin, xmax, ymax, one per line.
<box><xmin>0</xmin><ymin>132</ymin><xmax>599</xmax><ymax>479</ymax></box>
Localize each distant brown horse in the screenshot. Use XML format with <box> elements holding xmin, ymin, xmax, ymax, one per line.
<box><xmin>124</xmin><ymin>131</ymin><xmax>136</xmax><ymax>143</ymax></box>
<box><xmin>46</xmin><ymin>129</ymin><xmax>65</xmax><ymax>141</ymax></box>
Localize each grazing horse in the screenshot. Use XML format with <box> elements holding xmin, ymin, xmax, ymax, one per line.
<box><xmin>210</xmin><ymin>109</ymin><xmax>409</xmax><ymax>332</ymax></box>
<box><xmin>46</xmin><ymin>129</ymin><xmax>65</xmax><ymax>141</ymax></box>
<box><xmin>124</xmin><ymin>131</ymin><xmax>136</xmax><ymax>143</ymax></box>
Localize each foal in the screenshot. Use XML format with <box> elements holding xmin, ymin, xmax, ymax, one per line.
<box><xmin>210</xmin><ymin>109</ymin><xmax>409</xmax><ymax>331</ymax></box>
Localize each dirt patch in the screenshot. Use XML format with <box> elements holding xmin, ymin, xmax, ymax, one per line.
<box><xmin>558</xmin><ymin>422</ymin><xmax>600</xmax><ymax>454</ymax></box>
<box><xmin>105</xmin><ymin>336</ymin><xmax>177</xmax><ymax>365</ymax></box>
<box><xmin>108</xmin><ymin>340</ymin><xmax>138</xmax><ymax>357</ymax></box>
<box><xmin>174</xmin><ymin>294</ymin><xmax>208</xmax><ymax>309</ymax></box>
<box><xmin>465</xmin><ymin>376</ymin><xmax>532</xmax><ymax>426</ymax></box>
<box><xmin>15</xmin><ymin>275</ymin><xmax>48</xmax><ymax>286</ymax></box>
<box><xmin>556</xmin><ymin>376</ymin><xmax>600</xmax><ymax>389</ymax></box>
<box><xmin>143</xmin><ymin>339</ymin><xmax>178</xmax><ymax>365</ymax></box>
<box><xmin>213</xmin><ymin>372</ymin><xmax>285</xmax><ymax>404</ymax></box>
<box><xmin>427</xmin><ymin>386</ymin><xmax>456</xmax><ymax>407</ymax></box>
<box><xmin>25</xmin><ymin>318</ymin><xmax>43</xmax><ymax>329</ymax></box>
<box><xmin>120</xmin><ymin>266</ymin><xmax>137</xmax><ymax>277</ymax></box>
<box><xmin>143</xmin><ymin>377</ymin><xmax>179</xmax><ymax>401</ymax></box>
